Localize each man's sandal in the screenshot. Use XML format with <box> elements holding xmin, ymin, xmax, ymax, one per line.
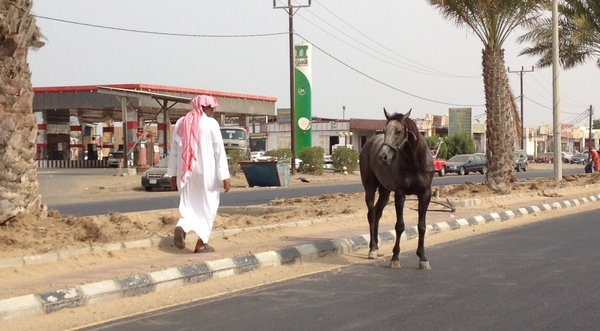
<box><xmin>194</xmin><ymin>244</ymin><xmax>215</xmax><ymax>253</ymax></box>
<box><xmin>173</xmin><ymin>226</ymin><xmax>186</xmax><ymax>250</ymax></box>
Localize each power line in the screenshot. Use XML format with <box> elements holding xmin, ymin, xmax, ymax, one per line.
<box><xmin>300</xmin><ymin>3</ymin><xmax>478</xmax><ymax>79</ymax></box>
<box><xmin>531</xmin><ymin>70</ymin><xmax>588</xmax><ymax>107</ymax></box>
<box><xmin>37</xmin><ymin>11</ymin><xmax>479</xmax><ymax>80</ymax></box>
<box><xmin>296</xmin><ymin>13</ymin><xmax>448</xmax><ymax>77</ymax></box>
<box><xmin>35</xmin><ymin>13</ymin><xmax>482</xmax><ymax>107</ymax></box>
<box><xmin>41</xmin><ymin>13</ymin><xmax>589</xmax><ymax>114</ymax></box>
<box><xmin>35</xmin><ymin>15</ymin><xmax>287</xmax><ymax>38</ymax></box>
<box><xmin>297</xmin><ymin>32</ymin><xmax>485</xmax><ymax>108</ymax></box>
<box><xmin>315</xmin><ymin>2</ymin><xmax>474</xmax><ymax>78</ymax></box>
<box><xmin>565</xmin><ymin>109</ymin><xmax>591</xmax><ymax>126</ymax></box>
<box><xmin>524</xmin><ymin>96</ymin><xmax>553</xmax><ymax>110</ymax></box>
<box><xmin>522</xmin><ymin>80</ymin><xmax>585</xmax><ymax>109</ymax></box>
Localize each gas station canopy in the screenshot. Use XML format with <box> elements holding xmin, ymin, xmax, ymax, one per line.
<box><xmin>33</xmin><ymin>84</ymin><xmax>277</xmax><ymax>124</ymax></box>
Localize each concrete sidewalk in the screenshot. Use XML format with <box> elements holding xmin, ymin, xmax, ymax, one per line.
<box><xmin>1</xmin><ymin>191</ymin><xmax>600</xmax><ymax>324</ymax></box>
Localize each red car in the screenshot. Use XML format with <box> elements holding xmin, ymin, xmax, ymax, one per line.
<box><xmin>433</xmin><ymin>157</ymin><xmax>447</xmax><ymax>176</ymax></box>
<box><xmin>535</xmin><ymin>152</ymin><xmax>554</xmax><ymax>163</ymax></box>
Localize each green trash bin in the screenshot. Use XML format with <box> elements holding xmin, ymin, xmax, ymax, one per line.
<box><xmin>239</xmin><ymin>161</ymin><xmax>291</xmax><ymax>187</ymax></box>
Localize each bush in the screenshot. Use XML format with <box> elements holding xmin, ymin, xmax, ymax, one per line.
<box><xmin>332</xmin><ymin>146</ymin><xmax>359</xmax><ymax>173</ymax></box>
<box><xmin>298</xmin><ymin>146</ymin><xmax>325</xmax><ymax>174</ymax></box>
<box><xmin>226</xmin><ymin>149</ymin><xmax>246</xmax><ymax>175</ymax></box>
<box><xmin>440</xmin><ymin>132</ymin><xmax>476</xmax><ymax>159</ymax></box>
<box><xmin>425</xmin><ymin>135</ymin><xmax>441</xmax><ymax>150</ymax></box>
<box><xmin>437</xmin><ymin>141</ymin><xmax>450</xmax><ymax>160</ymax></box>
<box><xmin>271</xmin><ymin>148</ymin><xmax>292</xmax><ymax>160</ymax></box>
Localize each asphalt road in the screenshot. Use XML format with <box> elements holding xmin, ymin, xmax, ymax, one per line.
<box><xmin>38</xmin><ymin>167</ymin><xmax>584</xmax><ymax>216</ymax></box>
<box><xmin>78</xmin><ymin>209</ymin><xmax>600</xmax><ymax>331</ymax></box>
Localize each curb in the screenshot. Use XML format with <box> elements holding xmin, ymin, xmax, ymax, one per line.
<box><xmin>0</xmin><ymin>214</ymin><xmax>360</xmax><ymax>270</ymax></box>
<box><xmin>1</xmin><ymin>194</ymin><xmax>599</xmax><ymax>323</ymax></box>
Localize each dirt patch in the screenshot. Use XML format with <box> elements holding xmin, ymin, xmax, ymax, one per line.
<box><xmin>440</xmin><ymin>173</ymin><xmax>600</xmax><ymax>198</ymax></box>
<box><xmin>2</xmin><ymin>164</ymin><xmax>600</xmax><ymax>330</ymax></box>
<box><xmin>2</xmin><ymin>167</ymin><xmax>600</xmax><ymax>260</ymax></box>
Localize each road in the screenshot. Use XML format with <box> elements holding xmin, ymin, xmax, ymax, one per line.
<box><xmin>77</xmin><ymin>209</ymin><xmax>600</xmax><ymax>331</ymax></box>
<box><xmin>38</xmin><ymin>167</ymin><xmax>584</xmax><ymax>216</ymax></box>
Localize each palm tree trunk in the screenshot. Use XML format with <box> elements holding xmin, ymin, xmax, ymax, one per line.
<box><xmin>0</xmin><ymin>0</ymin><xmax>45</xmax><ymax>224</ymax></box>
<box><xmin>482</xmin><ymin>49</ymin><xmax>516</xmax><ymax>193</ymax></box>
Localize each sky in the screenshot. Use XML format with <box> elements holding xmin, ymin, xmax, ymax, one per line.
<box><xmin>28</xmin><ymin>0</ymin><xmax>600</xmax><ymax>129</ymax></box>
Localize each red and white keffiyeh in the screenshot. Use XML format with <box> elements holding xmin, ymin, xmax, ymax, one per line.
<box><xmin>177</xmin><ymin>95</ymin><xmax>219</xmax><ymax>184</ymax></box>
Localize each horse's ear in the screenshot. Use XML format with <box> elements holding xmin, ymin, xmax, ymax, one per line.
<box><xmin>405</xmin><ymin>108</ymin><xmax>412</xmax><ymax>119</ymax></box>
<box><xmin>384</xmin><ymin>108</ymin><xmax>392</xmax><ymax>120</ymax></box>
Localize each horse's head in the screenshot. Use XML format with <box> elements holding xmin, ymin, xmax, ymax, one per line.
<box><xmin>378</xmin><ymin>108</ymin><xmax>416</xmax><ymax>166</ymax></box>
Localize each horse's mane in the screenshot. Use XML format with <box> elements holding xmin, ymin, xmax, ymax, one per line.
<box><xmin>388</xmin><ymin>112</ymin><xmax>421</xmax><ymax>149</ymax></box>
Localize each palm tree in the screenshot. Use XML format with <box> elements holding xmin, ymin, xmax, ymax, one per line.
<box><xmin>519</xmin><ymin>0</ymin><xmax>600</xmax><ymax>69</ymax></box>
<box><xmin>426</xmin><ymin>0</ymin><xmax>547</xmax><ymax>193</ymax></box>
<box><xmin>0</xmin><ymin>0</ymin><xmax>45</xmax><ymax>224</ymax></box>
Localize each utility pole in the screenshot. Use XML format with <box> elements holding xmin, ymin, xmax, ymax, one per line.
<box><xmin>551</xmin><ymin>0</ymin><xmax>562</xmax><ymax>181</ymax></box>
<box><xmin>508</xmin><ymin>66</ymin><xmax>534</xmax><ymax>149</ymax></box>
<box><xmin>274</xmin><ymin>0</ymin><xmax>311</xmax><ymax>175</ymax></box>
<box><xmin>588</xmin><ymin>105</ymin><xmax>594</xmax><ymax>159</ymax></box>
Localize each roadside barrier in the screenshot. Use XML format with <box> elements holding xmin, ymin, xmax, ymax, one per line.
<box><xmin>37</xmin><ymin>160</ymin><xmax>109</xmax><ymax>168</ymax></box>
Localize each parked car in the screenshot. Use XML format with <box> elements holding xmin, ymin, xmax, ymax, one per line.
<box><xmin>433</xmin><ymin>157</ymin><xmax>447</xmax><ymax>177</ymax></box>
<box><xmin>561</xmin><ymin>152</ymin><xmax>573</xmax><ymax>163</ymax></box>
<box><xmin>514</xmin><ymin>150</ymin><xmax>528</xmax><ymax>172</ymax></box>
<box><xmin>256</xmin><ymin>150</ymin><xmax>278</xmax><ymax>162</ymax></box>
<box><xmin>250</xmin><ymin>151</ymin><xmax>265</xmax><ymax>161</ymax></box>
<box><xmin>323</xmin><ymin>155</ymin><xmax>334</xmax><ymax>169</ymax></box>
<box><xmin>256</xmin><ymin>151</ymin><xmax>302</xmax><ymax>170</ymax></box>
<box><xmin>445</xmin><ymin>154</ymin><xmax>486</xmax><ymax>175</ymax></box>
<box><xmin>141</xmin><ymin>157</ymin><xmax>174</xmax><ymax>191</ymax></box>
<box><xmin>571</xmin><ymin>153</ymin><xmax>588</xmax><ymax>164</ymax></box>
<box><xmin>108</xmin><ymin>151</ymin><xmax>134</xmax><ymax>168</ymax></box>
<box><xmin>535</xmin><ymin>152</ymin><xmax>554</xmax><ymax>163</ymax></box>
<box><xmin>107</xmin><ymin>151</ymin><xmax>124</xmax><ymax>167</ymax></box>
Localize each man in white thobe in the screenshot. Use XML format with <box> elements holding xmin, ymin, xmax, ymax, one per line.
<box><xmin>167</xmin><ymin>95</ymin><xmax>231</xmax><ymax>253</ymax></box>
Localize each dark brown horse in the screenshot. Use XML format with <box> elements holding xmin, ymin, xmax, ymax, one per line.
<box><xmin>359</xmin><ymin>108</ymin><xmax>434</xmax><ymax>269</ymax></box>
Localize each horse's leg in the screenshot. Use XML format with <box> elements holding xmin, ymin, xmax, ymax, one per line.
<box><xmin>365</xmin><ymin>187</ymin><xmax>377</xmax><ymax>259</ymax></box>
<box><xmin>366</xmin><ymin>185</ymin><xmax>390</xmax><ymax>259</ymax></box>
<box><xmin>416</xmin><ymin>189</ymin><xmax>433</xmax><ymax>270</ymax></box>
<box><xmin>369</xmin><ymin>187</ymin><xmax>390</xmax><ymax>259</ymax></box>
<box><xmin>389</xmin><ymin>192</ymin><xmax>405</xmax><ymax>269</ymax></box>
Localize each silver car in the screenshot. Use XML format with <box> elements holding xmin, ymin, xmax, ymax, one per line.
<box><xmin>107</xmin><ymin>151</ymin><xmax>124</xmax><ymax>167</ymax></box>
<box><xmin>571</xmin><ymin>153</ymin><xmax>587</xmax><ymax>164</ymax></box>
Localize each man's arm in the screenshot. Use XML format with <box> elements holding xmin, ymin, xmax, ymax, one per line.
<box><xmin>222</xmin><ymin>178</ymin><xmax>231</xmax><ymax>192</ymax></box>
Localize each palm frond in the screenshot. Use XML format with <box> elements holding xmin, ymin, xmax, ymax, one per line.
<box><xmin>518</xmin><ymin>0</ymin><xmax>600</xmax><ymax>70</ymax></box>
<box><xmin>427</xmin><ymin>0</ymin><xmax>547</xmax><ymax>49</ymax></box>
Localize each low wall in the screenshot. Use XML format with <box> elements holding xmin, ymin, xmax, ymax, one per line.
<box><xmin>37</xmin><ymin>160</ymin><xmax>109</xmax><ymax>168</ymax></box>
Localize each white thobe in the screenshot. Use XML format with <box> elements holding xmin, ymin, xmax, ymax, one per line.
<box><xmin>167</xmin><ymin>115</ymin><xmax>230</xmax><ymax>243</ymax></box>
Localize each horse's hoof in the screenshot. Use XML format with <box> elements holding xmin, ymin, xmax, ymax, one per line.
<box><xmin>389</xmin><ymin>261</ymin><xmax>401</xmax><ymax>269</ymax></box>
<box><xmin>368</xmin><ymin>251</ymin><xmax>379</xmax><ymax>259</ymax></box>
<box><xmin>419</xmin><ymin>261</ymin><xmax>431</xmax><ymax>270</ymax></box>
<box><xmin>377</xmin><ymin>251</ymin><xmax>384</xmax><ymax>257</ymax></box>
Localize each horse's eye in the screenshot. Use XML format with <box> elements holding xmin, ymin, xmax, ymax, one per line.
<box><xmin>396</xmin><ymin>129</ymin><xmax>402</xmax><ymax>134</ymax></box>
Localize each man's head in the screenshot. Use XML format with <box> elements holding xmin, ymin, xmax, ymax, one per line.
<box><xmin>191</xmin><ymin>95</ymin><xmax>219</xmax><ymax>117</ymax></box>
<box><xmin>203</xmin><ymin>106</ymin><xmax>215</xmax><ymax>117</ymax></box>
